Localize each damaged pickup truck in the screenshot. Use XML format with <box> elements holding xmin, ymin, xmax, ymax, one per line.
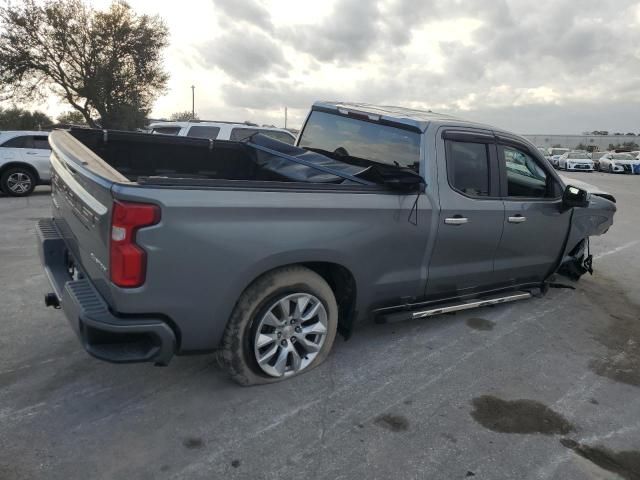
<box><xmin>37</xmin><ymin>102</ymin><xmax>616</xmax><ymax>385</ymax></box>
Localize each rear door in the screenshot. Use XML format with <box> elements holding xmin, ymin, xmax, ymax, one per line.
<box><xmin>426</xmin><ymin>129</ymin><xmax>504</xmax><ymax>298</ymax></box>
<box><xmin>0</xmin><ymin>134</ymin><xmax>28</xmax><ymax>163</ymax></box>
<box><xmin>493</xmin><ymin>137</ymin><xmax>571</xmax><ymax>285</ymax></box>
<box><xmin>23</xmin><ymin>135</ymin><xmax>52</xmax><ymax>181</ymax></box>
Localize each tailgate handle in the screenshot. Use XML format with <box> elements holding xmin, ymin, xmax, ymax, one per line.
<box><xmin>508</xmin><ymin>215</ymin><xmax>527</xmax><ymax>223</ymax></box>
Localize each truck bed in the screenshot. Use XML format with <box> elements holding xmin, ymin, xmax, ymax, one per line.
<box><xmin>66</xmin><ymin>128</ymin><xmax>370</xmax><ymax>186</ymax></box>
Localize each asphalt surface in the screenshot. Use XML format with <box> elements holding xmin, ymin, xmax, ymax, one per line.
<box><xmin>1</xmin><ymin>172</ymin><xmax>639</xmax><ymax>480</ymax></box>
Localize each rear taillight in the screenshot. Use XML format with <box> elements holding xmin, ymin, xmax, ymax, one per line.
<box><xmin>110</xmin><ymin>201</ymin><xmax>160</xmax><ymax>288</ymax></box>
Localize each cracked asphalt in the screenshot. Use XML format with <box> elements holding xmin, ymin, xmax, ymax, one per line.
<box><xmin>1</xmin><ymin>171</ymin><xmax>639</xmax><ymax>480</ymax></box>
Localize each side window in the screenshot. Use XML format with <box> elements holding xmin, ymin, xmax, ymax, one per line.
<box><xmin>446</xmin><ymin>140</ymin><xmax>490</xmax><ymax>197</ymax></box>
<box><xmin>1</xmin><ymin>136</ymin><xmax>29</xmax><ymax>148</ymax></box>
<box><xmin>186</xmin><ymin>126</ymin><xmax>221</xmax><ymax>139</ymax></box>
<box><xmin>501</xmin><ymin>146</ymin><xmax>550</xmax><ymax>198</ymax></box>
<box><xmin>229</xmin><ymin>128</ymin><xmax>259</xmax><ymax>141</ymax></box>
<box><xmin>261</xmin><ymin>130</ymin><xmax>295</xmax><ymax>145</ymax></box>
<box><xmin>33</xmin><ymin>136</ymin><xmax>50</xmax><ymax>150</ymax></box>
<box><xmin>151</xmin><ymin>127</ymin><xmax>181</xmax><ymax>135</ymax></box>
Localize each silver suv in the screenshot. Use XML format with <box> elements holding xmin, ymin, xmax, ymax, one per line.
<box><xmin>0</xmin><ymin>131</ymin><xmax>51</xmax><ymax>196</ymax></box>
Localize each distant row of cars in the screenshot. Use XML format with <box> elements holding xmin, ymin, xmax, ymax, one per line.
<box><xmin>537</xmin><ymin>146</ymin><xmax>640</xmax><ymax>174</ymax></box>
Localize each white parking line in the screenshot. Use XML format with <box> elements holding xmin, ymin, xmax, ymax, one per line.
<box><xmin>594</xmin><ymin>241</ymin><xmax>639</xmax><ymax>259</ymax></box>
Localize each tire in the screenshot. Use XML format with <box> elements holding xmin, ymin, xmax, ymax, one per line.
<box><xmin>1</xmin><ymin>167</ymin><xmax>36</xmax><ymax>196</ymax></box>
<box><xmin>609</xmin><ymin>165</ymin><xmax>614</xmax><ymax>174</ymax></box>
<box><xmin>219</xmin><ymin>265</ymin><xmax>338</xmax><ymax>386</ymax></box>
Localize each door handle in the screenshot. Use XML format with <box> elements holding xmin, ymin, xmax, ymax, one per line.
<box><xmin>444</xmin><ymin>216</ymin><xmax>469</xmax><ymax>225</ymax></box>
<box><xmin>508</xmin><ymin>215</ymin><xmax>527</xmax><ymax>223</ymax></box>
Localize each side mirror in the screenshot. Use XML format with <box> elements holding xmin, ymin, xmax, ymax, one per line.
<box><xmin>563</xmin><ymin>185</ymin><xmax>589</xmax><ymax>208</ymax></box>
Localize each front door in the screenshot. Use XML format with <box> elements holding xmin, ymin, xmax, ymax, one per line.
<box><xmin>493</xmin><ymin>141</ymin><xmax>572</xmax><ymax>285</ymax></box>
<box><xmin>425</xmin><ymin>129</ymin><xmax>505</xmax><ymax>299</ymax></box>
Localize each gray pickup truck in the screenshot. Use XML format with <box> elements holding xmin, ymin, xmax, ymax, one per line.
<box><xmin>37</xmin><ymin>102</ymin><xmax>616</xmax><ymax>385</ymax></box>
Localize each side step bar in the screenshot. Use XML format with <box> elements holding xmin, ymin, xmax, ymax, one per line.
<box><xmin>378</xmin><ymin>291</ymin><xmax>533</xmax><ymax>323</ymax></box>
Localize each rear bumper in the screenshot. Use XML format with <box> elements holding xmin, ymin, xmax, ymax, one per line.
<box><xmin>36</xmin><ymin>219</ymin><xmax>176</xmax><ymax>365</ymax></box>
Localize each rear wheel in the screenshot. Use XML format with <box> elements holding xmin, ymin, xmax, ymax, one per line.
<box><xmin>1</xmin><ymin>167</ymin><xmax>36</xmax><ymax>196</ymax></box>
<box><xmin>219</xmin><ymin>266</ymin><xmax>338</xmax><ymax>385</ymax></box>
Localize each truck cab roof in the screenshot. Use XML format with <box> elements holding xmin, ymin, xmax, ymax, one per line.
<box><xmin>312</xmin><ymin>101</ymin><xmax>494</xmax><ymax>133</ymax></box>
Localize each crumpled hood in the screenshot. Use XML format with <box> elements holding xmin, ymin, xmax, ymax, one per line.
<box><xmin>558</xmin><ymin>175</ymin><xmax>608</xmax><ymax>195</ymax></box>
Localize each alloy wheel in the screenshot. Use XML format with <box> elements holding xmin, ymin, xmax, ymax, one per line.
<box><xmin>7</xmin><ymin>172</ymin><xmax>32</xmax><ymax>194</ymax></box>
<box><xmin>253</xmin><ymin>293</ymin><xmax>328</xmax><ymax>377</ymax></box>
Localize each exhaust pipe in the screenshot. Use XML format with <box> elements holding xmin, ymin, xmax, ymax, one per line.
<box><xmin>44</xmin><ymin>292</ymin><xmax>61</xmax><ymax>309</ymax></box>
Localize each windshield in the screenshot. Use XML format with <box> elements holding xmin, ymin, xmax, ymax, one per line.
<box><xmin>568</xmin><ymin>153</ymin><xmax>589</xmax><ymax>159</ymax></box>
<box><xmin>612</xmin><ymin>153</ymin><xmax>635</xmax><ymax>160</ymax></box>
<box><xmin>551</xmin><ymin>149</ymin><xmax>568</xmax><ymax>156</ymax></box>
<box><xmin>298</xmin><ymin>110</ymin><xmax>421</xmax><ymax>170</ymax></box>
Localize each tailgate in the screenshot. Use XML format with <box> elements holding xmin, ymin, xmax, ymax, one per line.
<box><xmin>48</xmin><ymin>130</ymin><xmax>129</xmax><ymax>301</ymax></box>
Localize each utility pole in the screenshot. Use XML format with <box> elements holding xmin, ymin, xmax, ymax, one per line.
<box><xmin>284</xmin><ymin>106</ymin><xmax>288</xmax><ymax>129</ymax></box>
<box><xmin>191</xmin><ymin>85</ymin><xmax>195</xmax><ymax>120</ymax></box>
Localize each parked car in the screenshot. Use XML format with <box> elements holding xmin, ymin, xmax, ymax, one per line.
<box><xmin>558</xmin><ymin>152</ymin><xmax>594</xmax><ymax>172</ymax></box>
<box><xmin>547</xmin><ymin>148</ymin><xmax>570</xmax><ymax>168</ymax></box>
<box><xmin>597</xmin><ymin>152</ymin><xmax>640</xmax><ymax>174</ymax></box>
<box><xmin>148</xmin><ymin>120</ymin><xmax>296</xmax><ymax>145</ymax></box>
<box><xmin>37</xmin><ymin>102</ymin><xmax>616</xmax><ymax>385</ymax></box>
<box><xmin>0</xmin><ymin>131</ymin><xmax>51</xmax><ymax>196</ymax></box>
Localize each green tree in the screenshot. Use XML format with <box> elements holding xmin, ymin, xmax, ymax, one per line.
<box><xmin>56</xmin><ymin>110</ymin><xmax>87</xmax><ymax>125</ymax></box>
<box><xmin>0</xmin><ymin>106</ymin><xmax>52</xmax><ymax>130</ymax></box>
<box><xmin>0</xmin><ymin>0</ymin><xmax>169</xmax><ymax>130</ymax></box>
<box><xmin>169</xmin><ymin>111</ymin><xmax>199</xmax><ymax>121</ymax></box>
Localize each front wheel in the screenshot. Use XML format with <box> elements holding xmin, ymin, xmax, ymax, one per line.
<box><xmin>1</xmin><ymin>167</ymin><xmax>36</xmax><ymax>196</ymax></box>
<box><xmin>219</xmin><ymin>266</ymin><xmax>338</xmax><ymax>385</ymax></box>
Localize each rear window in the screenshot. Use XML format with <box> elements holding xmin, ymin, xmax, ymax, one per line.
<box><xmin>151</xmin><ymin>126</ymin><xmax>181</xmax><ymax>135</ymax></box>
<box><xmin>230</xmin><ymin>128</ymin><xmax>295</xmax><ymax>145</ymax></box>
<box><xmin>298</xmin><ymin>111</ymin><xmax>421</xmax><ymax>169</ymax></box>
<box><xmin>186</xmin><ymin>126</ymin><xmax>221</xmax><ymax>139</ymax></box>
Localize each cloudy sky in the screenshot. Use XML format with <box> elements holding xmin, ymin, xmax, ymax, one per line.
<box><xmin>43</xmin><ymin>0</ymin><xmax>640</xmax><ymax>133</ymax></box>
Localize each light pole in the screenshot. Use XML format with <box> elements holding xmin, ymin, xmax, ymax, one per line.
<box><xmin>191</xmin><ymin>85</ymin><xmax>195</xmax><ymax>120</ymax></box>
<box><xmin>284</xmin><ymin>106</ymin><xmax>288</xmax><ymax>129</ymax></box>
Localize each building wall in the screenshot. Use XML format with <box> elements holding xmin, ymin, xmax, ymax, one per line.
<box><xmin>522</xmin><ymin>134</ymin><xmax>640</xmax><ymax>151</ymax></box>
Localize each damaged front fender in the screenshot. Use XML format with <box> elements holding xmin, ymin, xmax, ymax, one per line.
<box><xmin>557</xmin><ymin>193</ymin><xmax>616</xmax><ymax>280</ymax></box>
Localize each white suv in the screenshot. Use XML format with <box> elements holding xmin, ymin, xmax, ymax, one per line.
<box><xmin>148</xmin><ymin>121</ymin><xmax>297</xmax><ymax>144</ymax></box>
<box><xmin>0</xmin><ymin>131</ymin><xmax>51</xmax><ymax>197</ymax></box>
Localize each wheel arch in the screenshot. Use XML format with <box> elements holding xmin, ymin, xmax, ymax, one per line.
<box><xmin>233</xmin><ymin>259</ymin><xmax>359</xmax><ymax>340</ymax></box>
<box><xmin>0</xmin><ymin>161</ymin><xmax>41</xmax><ymax>182</ymax></box>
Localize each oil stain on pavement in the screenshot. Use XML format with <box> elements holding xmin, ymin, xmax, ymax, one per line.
<box><xmin>560</xmin><ymin>438</ymin><xmax>640</xmax><ymax>480</ymax></box>
<box><xmin>470</xmin><ymin>395</ymin><xmax>574</xmax><ymax>435</ymax></box>
<box><xmin>466</xmin><ymin>318</ymin><xmax>495</xmax><ymax>331</ymax></box>
<box><xmin>374</xmin><ymin>413</ymin><xmax>410</xmax><ymax>432</ymax></box>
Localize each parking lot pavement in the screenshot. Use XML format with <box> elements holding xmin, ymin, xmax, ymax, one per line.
<box><xmin>0</xmin><ymin>174</ymin><xmax>638</xmax><ymax>480</ymax></box>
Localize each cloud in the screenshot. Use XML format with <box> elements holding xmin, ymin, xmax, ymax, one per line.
<box><xmin>211</xmin><ymin>0</ymin><xmax>272</xmax><ymax>31</ymax></box>
<box><xmin>282</xmin><ymin>0</ymin><xmax>383</xmax><ymax>62</ymax></box>
<box><xmin>145</xmin><ymin>0</ymin><xmax>640</xmax><ymax>132</ymax></box>
<box><xmin>197</xmin><ymin>28</ymin><xmax>289</xmax><ymax>80</ymax></box>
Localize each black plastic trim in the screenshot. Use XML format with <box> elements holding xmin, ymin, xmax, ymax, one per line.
<box><xmin>36</xmin><ymin>219</ymin><xmax>176</xmax><ymax>365</ymax></box>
